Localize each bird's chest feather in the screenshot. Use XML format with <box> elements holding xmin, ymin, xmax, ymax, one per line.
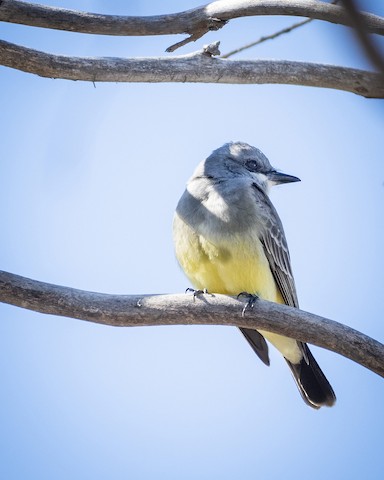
<box><xmin>174</xmin><ymin>213</ymin><xmax>281</xmax><ymax>302</ymax></box>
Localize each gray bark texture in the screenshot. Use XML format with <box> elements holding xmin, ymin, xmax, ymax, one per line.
<box><xmin>1</xmin><ymin>40</ymin><xmax>383</xmax><ymax>98</ymax></box>
<box><xmin>1</xmin><ymin>0</ymin><xmax>383</xmax><ymax>40</ymax></box>
<box><xmin>1</xmin><ymin>270</ymin><xmax>383</xmax><ymax>378</ymax></box>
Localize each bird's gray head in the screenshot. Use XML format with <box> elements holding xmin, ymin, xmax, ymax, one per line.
<box><xmin>200</xmin><ymin>142</ymin><xmax>300</xmax><ymax>193</ymax></box>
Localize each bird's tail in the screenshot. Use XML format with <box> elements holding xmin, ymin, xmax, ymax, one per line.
<box><xmin>285</xmin><ymin>343</ymin><xmax>336</xmax><ymax>409</ymax></box>
<box><xmin>240</xmin><ymin>327</ymin><xmax>270</xmax><ymax>366</ymax></box>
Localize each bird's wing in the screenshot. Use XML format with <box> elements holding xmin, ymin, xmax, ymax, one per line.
<box><xmin>251</xmin><ymin>183</ymin><xmax>299</xmax><ymax>308</ymax></box>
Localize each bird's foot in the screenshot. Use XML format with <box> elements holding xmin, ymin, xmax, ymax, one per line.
<box><xmin>185</xmin><ymin>287</ymin><xmax>209</xmax><ymax>302</ymax></box>
<box><xmin>237</xmin><ymin>292</ymin><xmax>259</xmax><ymax>317</ymax></box>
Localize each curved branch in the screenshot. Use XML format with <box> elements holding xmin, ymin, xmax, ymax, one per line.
<box><xmin>1</xmin><ymin>270</ymin><xmax>383</xmax><ymax>377</ymax></box>
<box><xmin>1</xmin><ymin>40</ymin><xmax>383</xmax><ymax>98</ymax></box>
<box><xmin>0</xmin><ymin>0</ymin><xmax>383</xmax><ymax>52</ymax></box>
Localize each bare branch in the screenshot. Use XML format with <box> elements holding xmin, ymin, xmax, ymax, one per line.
<box><xmin>0</xmin><ymin>0</ymin><xmax>383</xmax><ymax>53</ymax></box>
<box><xmin>1</xmin><ymin>269</ymin><xmax>383</xmax><ymax>377</ymax></box>
<box><xmin>1</xmin><ymin>40</ymin><xmax>383</xmax><ymax>97</ymax></box>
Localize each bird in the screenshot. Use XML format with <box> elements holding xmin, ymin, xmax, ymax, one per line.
<box><xmin>173</xmin><ymin>141</ymin><xmax>336</xmax><ymax>409</ymax></box>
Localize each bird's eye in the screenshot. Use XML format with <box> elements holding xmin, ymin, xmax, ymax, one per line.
<box><xmin>246</xmin><ymin>160</ymin><xmax>258</xmax><ymax>171</ymax></box>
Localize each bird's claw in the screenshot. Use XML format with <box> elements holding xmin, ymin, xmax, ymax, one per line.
<box><xmin>185</xmin><ymin>287</ymin><xmax>209</xmax><ymax>302</ymax></box>
<box><xmin>237</xmin><ymin>292</ymin><xmax>259</xmax><ymax>317</ymax></box>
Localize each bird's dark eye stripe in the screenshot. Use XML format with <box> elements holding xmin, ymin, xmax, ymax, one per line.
<box><xmin>246</xmin><ymin>160</ymin><xmax>258</xmax><ymax>171</ymax></box>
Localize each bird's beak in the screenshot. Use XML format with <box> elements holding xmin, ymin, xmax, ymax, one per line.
<box><xmin>267</xmin><ymin>171</ymin><xmax>301</xmax><ymax>185</ymax></box>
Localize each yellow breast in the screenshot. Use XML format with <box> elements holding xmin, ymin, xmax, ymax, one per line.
<box><xmin>173</xmin><ymin>212</ymin><xmax>283</xmax><ymax>303</ymax></box>
<box><xmin>173</xmin><ymin>212</ymin><xmax>301</xmax><ymax>363</ymax></box>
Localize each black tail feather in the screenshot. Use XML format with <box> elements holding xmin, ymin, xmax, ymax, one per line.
<box><xmin>285</xmin><ymin>343</ymin><xmax>336</xmax><ymax>409</ymax></box>
<box><xmin>240</xmin><ymin>327</ymin><xmax>270</xmax><ymax>366</ymax></box>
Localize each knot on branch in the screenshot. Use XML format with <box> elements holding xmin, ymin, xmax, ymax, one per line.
<box><xmin>166</xmin><ymin>17</ymin><xmax>226</xmax><ymax>53</ymax></box>
<box><xmin>202</xmin><ymin>41</ymin><xmax>221</xmax><ymax>57</ymax></box>
<box><xmin>207</xmin><ymin>17</ymin><xmax>228</xmax><ymax>31</ymax></box>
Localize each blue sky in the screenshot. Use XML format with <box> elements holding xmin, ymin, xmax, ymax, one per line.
<box><xmin>1</xmin><ymin>1</ymin><xmax>384</xmax><ymax>479</ymax></box>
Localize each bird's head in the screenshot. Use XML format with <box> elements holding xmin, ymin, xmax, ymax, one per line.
<box><xmin>203</xmin><ymin>142</ymin><xmax>300</xmax><ymax>193</ymax></box>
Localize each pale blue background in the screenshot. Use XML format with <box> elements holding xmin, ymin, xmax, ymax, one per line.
<box><xmin>1</xmin><ymin>1</ymin><xmax>383</xmax><ymax>479</ymax></box>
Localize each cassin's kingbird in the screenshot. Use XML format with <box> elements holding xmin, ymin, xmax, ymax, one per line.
<box><xmin>173</xmin><ymin>142</ymin><xmax>336</xmax><ymax>408</ymax></box>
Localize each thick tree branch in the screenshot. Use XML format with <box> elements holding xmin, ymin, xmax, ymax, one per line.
<box><xmin>1</xmin><ymin>40</ymin><xmax>383</xmax><ymax>97</ymax></box>
<box><xmin>0</xmin><ymin>0</ymin><xmax>383</xmax><ymax>52</ymax></box>
<box><xmin>0</xmin><ymin>270</ymin><xmax>383</xmax><ymax>377</ymax></box>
